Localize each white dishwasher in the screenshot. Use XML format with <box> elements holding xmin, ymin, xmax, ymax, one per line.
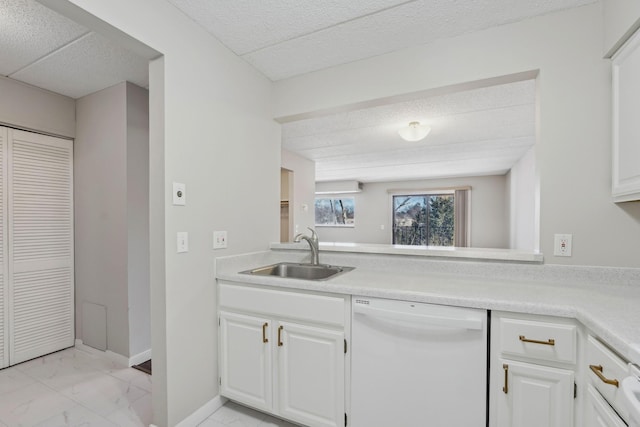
<box><xmin>350</xmin><ymin>296</ymin><xmax>488</xmax><ymax>427</ymax></box>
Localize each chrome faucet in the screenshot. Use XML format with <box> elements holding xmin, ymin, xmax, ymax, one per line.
<box><xmin>294</xmin><ymin>227</ymin><xmax>320</xmax><ymax>265</ymax></box>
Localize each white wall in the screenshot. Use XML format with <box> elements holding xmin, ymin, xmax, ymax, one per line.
<box><xmin>507</xmin><ymin>148</ymin><xmax>536</xmax><ymax>250</ymax></box>
<box><xmin>126</xmin><ymin>82</ymin><xmax>151</xmax><ymax>357</ymax></box>
<box><xmin>274</xmin><ymin>4</ymin><xmax>640</xmax><ymax>268</ymax></box>
<box><xmin>75</xmin><ymin>82</ymin><xmax>151</xmax><ymax>359</ymax></box>
<box><xmin>46</xmin><ymin>2</ymin><xmax>281</xmax><ymax>425</ymax></box>
<box><xmin>282</xmin><ymin>149</ymin><xmax>315</xmax><ymax>238</ymax></box>
<box><xmin>603</xmin><ymin>0</ymin><xmax>640</xmax><ymax>56</ymax></box>
<box><xmin>315</xmin><ymin>175</ymin><xmax>508</xmax><ymax>248</ymax></box>
<box><xmin>75</xmin><ymin>83</ymin><xmax>129</xmax><ymax>356</ymax></box>
<box><xmin>0</xmin><ymin>76</ymin><xmax>75</xmax><ymax>138</ymax></box>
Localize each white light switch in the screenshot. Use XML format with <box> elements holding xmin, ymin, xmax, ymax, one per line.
<box><xmin>213</xmin><ymin>231</ymin><xmax>227</xmax><ymax>249</ymax></box>
<box><xmin>177</xmin><ymin>232</ymin><xmax>188</xmax><ymax>253</ymax></box>
<box><xmin>173</xmin><ymin>182</ymin><xmax>186</xmax><ymax>206</ymax></box>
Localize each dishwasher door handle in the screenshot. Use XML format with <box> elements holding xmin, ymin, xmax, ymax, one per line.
<box><xmin>353</xmin><ymin>304</ymin><xmax>483</xmax><ymax>330</ymax></box>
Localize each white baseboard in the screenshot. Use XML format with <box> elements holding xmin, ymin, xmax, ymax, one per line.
<box><xmin>75</xmin><ymin>339</ymin><xmax>151</xmax><ymax>367</ymax></box>
<box><xmin>129</xmin><ymin>348</ymin><xmax>152</xmax><ymax>366</ymax></box>
<box><xmin>175</xmin><ymin>395</ymin><xmax>228</xmax><ymax>427</ymax></box>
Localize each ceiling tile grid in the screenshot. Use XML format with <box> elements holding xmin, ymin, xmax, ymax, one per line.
<box><xmin>167</xmin><ymin>0</ymin><xmax>596</xmax><ymax>80</ymax></box>
<box><xmin>165</xmin><ymin>0</ymin><xmax>413</xmax><ymax>55</ymax></box>
<box><xmin>282</xmin><ymin>80</ymin><xmax>536</xmax><ymax>139</ymax></box>
<box><xmin>10</xmin><ymin>31</ymin><xmax>149</xmax><ymax>99</ymax></box>
<box><xmin>0</xmin><ymin>0</ymin><xmax>88</xmax><ymax>76</ymax></box>
<box><xmin>283</xmin><ymin>79</ymin><xmax>536</xmax><ymax>182</ymax></box>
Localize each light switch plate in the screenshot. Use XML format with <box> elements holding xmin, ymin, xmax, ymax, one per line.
<box><xmin>177</xmin><ymin>232</ymin><xmax>188</xmax><ymax>253</ymax></box>
<box><xmin>173</xmin><ymin>182</ymin><xmax>186</xmax><ymax>206</ymax></box>
<box><xmin>213</xmin><ymin>231</ymin><xmax>227</xmax><ymax>249</ymax></box>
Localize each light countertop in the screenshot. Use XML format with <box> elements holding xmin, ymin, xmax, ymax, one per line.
<box><xmin>272</xmin><ymin>241</ymin><xmax>544</xmax><ymax>263</ymax></box>
<box><xmin>216</xmin><ymin>249</ymin><xmax>640</xmax><ymax>366</ymax></box>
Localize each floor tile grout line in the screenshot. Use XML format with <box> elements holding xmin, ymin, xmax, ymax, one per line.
<box><xmin>6</xmin><ymin>349</ymin><xmax>150</xmax><ymax>426</ymax></box>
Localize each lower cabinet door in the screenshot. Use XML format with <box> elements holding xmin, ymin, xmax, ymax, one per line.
<box><xmin>585</xmin><ymin>384</ymin><xmax>627</xmax><ymax>427</ymax></box>
<box><xmin>219</xmin><ymin>311</ymin><xmax>272</xmax><ymax>412</ymax></box>
<box><xmin>277</xmin><ymin>321</ymin><xmax>344</xmax><ymax>427</ymax></box>
<box><xmin>496</xmin><ymin>359</ymin><xmax>574</xmax><ymax>427</ymax></box>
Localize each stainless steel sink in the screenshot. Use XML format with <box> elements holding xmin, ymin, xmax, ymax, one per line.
<box><xmin>241</xmin><ymin>262</ymin><xmax>354</xmax><ymax>281</ymax></box>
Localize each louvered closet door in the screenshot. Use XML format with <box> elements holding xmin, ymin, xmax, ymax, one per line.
<box><xmin>0</xmin><ymin>128</ymin><xmax>8</xmax><ymax>369</ymax></box>
<box><xmin>8</xmin><ymin>129</ymin><xmax>74</xmax><ymax>364</ymax></box>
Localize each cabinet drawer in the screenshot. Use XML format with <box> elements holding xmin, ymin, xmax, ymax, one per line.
<box><xmin>499</xmin><ymin>317</ymin><xmax>576</xmax><ymax>364</ymax></box>
<box><xmin>586</xmin><ymin>336</ymin><xmax>629</xmax><ymax>421</ymax></box>
<box><xmin>219</xmin><ymin>282</ymin><xmax>346</xmax><ymax>327</ymax></box>
<box><xmin>586</xmin><ymin>384</ymin><xmax>627</xmax><ymax>427</ymax></box>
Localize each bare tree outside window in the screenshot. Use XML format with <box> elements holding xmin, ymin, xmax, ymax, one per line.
<box><xmin>315</xmin><ymin>198</ymin><xmax>355</xmax><ymax>227</ymax></box>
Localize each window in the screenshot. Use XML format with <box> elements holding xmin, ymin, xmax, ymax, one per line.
<box><xmin>392</xmin><ymin>189</ymin><xmax>468</xmax><ymax>247</ymax></box>
<box><xmin>315</xmin><ymin>197</ymin><xmax>355</xmax><ymax>227</ymax></box>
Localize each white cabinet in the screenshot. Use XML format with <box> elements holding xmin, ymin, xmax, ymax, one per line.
<box><xmin>490</xmin><ymin>312</ymin><xmax>579</xmax><ymax>427</ymax></box>
<box><xmin>277</xmin><ymin>321</ymin><xmax>344</xmax><ymax>427</ymax></box>
<box><xmin>495</xmin><ymin>359</ymin><xmax>574</xmax><ymax>427</ymax></box>
<box><xmin>218</xmin><ymin>282</ymin><xmax>348</xmax><ymax>427</ymax></box>
<box><xmin>584</xmin><ymin>335</ymin><xmax>629</xmax><ymax>424</ymax></box>
<box><xmin>612</xmin><ymin>28</ymin><xmax>640</xmax><ymax>202</ymax></box>
<box><xmin>219</xmin><ymin>311</ymin><xmax>272</xmax><ymax>412</ymax></box>
<box><xmin>585</xmin><ymin>384</ymin><xmax>627</xmax><ymax>427</ymax></box>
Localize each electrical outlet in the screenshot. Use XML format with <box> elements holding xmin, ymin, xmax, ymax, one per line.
<box><xmin>554</xmin><ymin>234</ymin><xmax>572</xmax><ymax>257</ymax></box>
<box><xmin>213</xmin><ymin>231</ymin><xmax>227</xmax><ymax>249</ymax></box>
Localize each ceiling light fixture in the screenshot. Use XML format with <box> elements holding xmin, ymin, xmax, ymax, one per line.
<box><xmin>398</xmin><ymin>121</ymin><xmax>431</xmax><ymax>142</ymax></box>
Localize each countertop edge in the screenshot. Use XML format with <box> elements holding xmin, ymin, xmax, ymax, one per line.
<box><xmin>216</xmin><ymin>266</ymin><xmax>640</xmax><ymax>367</ymax></box>
<box><xmin>270</xmin><ymin>242</ymin><xmax>544</xmax><ymax>263</ymax></box>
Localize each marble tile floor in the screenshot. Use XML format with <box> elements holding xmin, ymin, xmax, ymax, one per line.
<box><xmin>0</xmin><ymin>347</ymin><xmax>299</xmax><ymax>427</ymax></box>
<box><xmin>0</xmin><ymin>347</ymin><xmax>153</xmax><ymax>426</ymax></box>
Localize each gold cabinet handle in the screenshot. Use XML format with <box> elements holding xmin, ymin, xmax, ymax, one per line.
<box><xmin>503</xmin><ymin>364</ymin><xmax>509</xmax><ymax>394</ymax></box>
<box><xmin>262</xmin><ymin>322</ymin><xmax>268</xmax><ymax>343</ymax></box>
<box><xmin>589</xmin><ymin>364</ymin><xmax>619</xmax><ymax>387</ymax></box>
<box><xmin>278</xmin><ymin>325</ymin><xmax>284</xmax><ymax>347</ymax></box>
<box><xmin>519</xmin><ymin>335</ymin><xmax>555</xmax><ymax>346</ymax></box>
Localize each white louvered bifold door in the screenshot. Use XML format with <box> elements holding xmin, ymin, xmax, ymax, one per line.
<box><xmin>8</xmin><ymin>129</ymin><xmax>74</xmax><ymax>365</ymax></box>
<box><xmin>0</xmin><ymin>128</ymin><xmax>8</xmax><ymax>369</ymax></box>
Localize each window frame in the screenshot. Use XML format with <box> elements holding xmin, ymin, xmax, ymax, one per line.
<box><xmin>388</xmin><ymin>187</ymin><xmax>470</xmax><ymax>247</ymax></box>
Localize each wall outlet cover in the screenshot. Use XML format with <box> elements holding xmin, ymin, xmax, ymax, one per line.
<box><xmin>213</xmin><ymin>231</ymin><xmax>227</xmax><ymax>249</ymax></box>
<box><xmin>553</xmin><ymin>234</ymin><xmax>572</xmax><ymax>256</ymax></box>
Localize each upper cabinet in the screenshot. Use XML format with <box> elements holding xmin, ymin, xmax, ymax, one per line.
<box><xmin>612</xmin><ymin>28</ymin><xmax>640</xmax><ymax>202</ymax></box>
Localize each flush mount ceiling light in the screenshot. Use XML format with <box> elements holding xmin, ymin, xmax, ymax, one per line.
<box><xmin>398</xmin><ymin>121</ymin><xmax>431</xmax><ymax>142</ymax></box>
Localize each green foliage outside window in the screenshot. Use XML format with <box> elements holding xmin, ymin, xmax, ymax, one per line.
<box><xmin>392</xmin><ymin>194</ymin><xmax>454</xmax><ymax>246</ymax></box>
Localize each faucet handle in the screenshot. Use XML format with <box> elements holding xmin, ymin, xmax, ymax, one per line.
<box><xmin>307</xmin><ymin>227</ymin><xmax>318</xmax><ymax>243</ymax></box>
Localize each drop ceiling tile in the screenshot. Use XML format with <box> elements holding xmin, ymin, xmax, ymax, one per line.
<box><xmin>282</xmin><ymin>80</ymin><xmax>535</xmax><ymax>140</ymax></box>
<box><xmin>165</xmin><ymin>0</ymin><xmax>412</xmax><ymax>55</ymax></box>
<box><xmin>282</xmin><ymin>77</ymin><xmax>536</xmax><ymax>182</ymax></box>
<box><xmin>0</xmin><ymin>0</ymin><xmax>89</xmax><ymax>75</ymax></box>
<box><xmin>243</xmin><ymin>0</ymin><xmax>595</xmax><ymax>80</ymax></box>
<box><xmin>10</xmin><ymin>32</ymin><xmax>149</xmax><ymax>99</ymax></box>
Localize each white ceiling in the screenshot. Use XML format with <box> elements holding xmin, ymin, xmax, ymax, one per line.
<box><xmin>0</xmin><ymin>0</ymin><xmax>149</xmax><ymax>99</ymax></box>
<box><xmin>3</xmin><ymin>0</ymin><xmax>591</xmax><ymax>182</ymax></box>
<box><xmin>282</xmin><ymin>79</ymin><xmax>536</xmax><ymax>183</ymax></box>
<box><xmin>166</xmin><ymin>0</ymin><xmax>596</xmax><ymax>81</ymax></box>
<box><xmin>162</xmin><ymin>0</ymin><xmax>591</xmax><ymax>183</ymax></box>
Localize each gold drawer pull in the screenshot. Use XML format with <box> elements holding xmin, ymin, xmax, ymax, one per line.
<box><xmin>262</xmin><ymin>322</ymin><xmax>268</xmax><ymax>343</ymax></box>
<box><xmin>278</xmin><ymin>325</ymin><xmax>284</xmax><ymax>347</ymax></box>
<box><xmin>503</xmin><ymin>364</ymin><xmax>509</xmax><ymax>394</ymax></box>
<box><xmin>519</xmin><ymin>335</ymin><xmax>555</xmax><ymax>346</ymax></box>
<box><xmin>589</xmin><ymin>364</ymin><xmax>619</xmax><ymax>387</ymax></box>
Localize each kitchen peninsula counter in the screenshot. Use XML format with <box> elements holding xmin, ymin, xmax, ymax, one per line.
<box><xmin>216</xmin><ymin>248</ymin><xmax>640</xmax><ymax>366</ymax></box>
